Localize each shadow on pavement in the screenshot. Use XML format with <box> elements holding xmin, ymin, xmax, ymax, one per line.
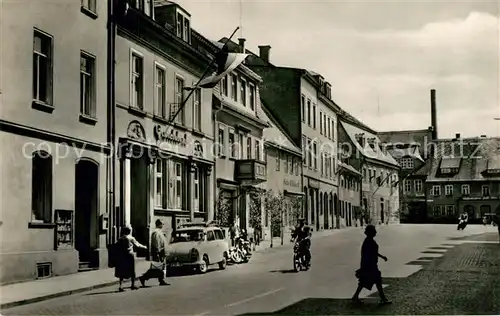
<box><xmin>238</xmin><ymin>243</ymin><xmax>500</xmax><ymax>315</ymax></box>
<box><xmin>448</xmin><ymin>232</ymin><xmax>499</xmax><ymax>242</ymax></box>
<box><xmin>269</xmin><ymin>269</ymin><xmax>297</xmax><ymax>274</ymax></box>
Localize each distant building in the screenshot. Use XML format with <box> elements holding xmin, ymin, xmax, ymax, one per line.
<box><xmin>339</xmin><ymin>121</ymin><xmax>401</xmax><ymax>225</ymax></box>
<box><xmin>426</xmin><ymin>136</ymin><xmax>500</xmax><ymax>224</ymax></box>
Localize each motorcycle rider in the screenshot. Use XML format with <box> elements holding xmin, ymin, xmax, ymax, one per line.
<box><xmin>291</xmin><ymin>218</ymin><xmax>311</xmax><ymax>264</ymax></box>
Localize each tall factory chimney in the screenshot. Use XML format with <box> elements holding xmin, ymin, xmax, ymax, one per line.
<box><xmin>430</xmin><ymin>89</ymin><xmax>438</xmax><ymax>140</ymax></box>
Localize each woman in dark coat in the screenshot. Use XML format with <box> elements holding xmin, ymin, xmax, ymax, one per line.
<box><xmin>352</xmin><ymin>225</ymin><xmax>391</xmax><ymax>304</ymax></box>
<box><xmin>115</xmin><ymin>225</ymin><xmax>147</xmax><ymax>292</ymax></box>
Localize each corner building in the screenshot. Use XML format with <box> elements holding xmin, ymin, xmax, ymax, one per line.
<box><xmin>0</xmin><ymin>0</ymin><xmax>109</xmax><ymax>283</ymax></box>
<box><xmin>113</xmin><ymin>1</ymin><xmax>215</xmax><ymax>252</ymax></box>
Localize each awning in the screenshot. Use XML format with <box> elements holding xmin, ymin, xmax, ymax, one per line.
<box><xmin>284</xmin><ymin>190</ymin><xmax>305</xmax><ymax>197</ymax></box>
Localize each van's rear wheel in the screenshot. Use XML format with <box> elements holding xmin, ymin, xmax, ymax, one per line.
<box><xmin>198</xmin><ymin>256</ymin><xmax>209</xmax><ymax>274</ymax></box>
<box><xmin>219</xmin><ymin>253</ymin><xmax>227</xmax><ymax>270</ymax></box>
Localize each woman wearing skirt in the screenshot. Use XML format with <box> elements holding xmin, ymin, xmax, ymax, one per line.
<box><xmin>114</xmin><ymin>225</ymin><xmax>147</xmax><ymax>292</ymax></box>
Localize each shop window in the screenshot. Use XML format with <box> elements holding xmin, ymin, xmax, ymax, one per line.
<box><xmin>155</xmin><ymin>159</ymin><xmax>163</xmax><ymax>207</ymax></box>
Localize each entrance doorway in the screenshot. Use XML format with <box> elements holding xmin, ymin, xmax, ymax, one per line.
<box><xmin>75</xmin><ymin>159</ymin><xmax>99</xmax><ymax>270</ymax></box>
<box><xmin>380</xmin><ymin>200</ymin><xmax>385</xmax><ymax>224</ymax></box>
<box><xmin>130</xmin><ymin>156</ymin><xmax>149</xmax><ymax>258</ymax></box>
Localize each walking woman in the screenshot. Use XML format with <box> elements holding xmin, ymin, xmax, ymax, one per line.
<box><xmin>115</xmin><ymin>225</ymin><xmax>147</xmax><ymax>292</ymax></box>
<box><xmin>352</xmin><ymin>225</ymin><xmax>392</xmax><ymax>304</ymax></box>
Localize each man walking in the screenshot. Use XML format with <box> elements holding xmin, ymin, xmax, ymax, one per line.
<box><xmin>139</xmin><ymin>219</ymin><xmax>169</xmax><ymax>287</ymax></box>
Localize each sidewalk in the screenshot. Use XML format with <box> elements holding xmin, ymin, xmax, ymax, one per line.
<box><xmin>0</xmin><ymin>260</ymin><xmax>150</xmax><ymax>310</ymax></box>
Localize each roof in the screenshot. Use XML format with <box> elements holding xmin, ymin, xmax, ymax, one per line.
<box><xmin>260</xmin><ymin>100</ymin><xmax>302</xmax><ymax>156</ymax></box>
<box><xmin>427</xmin><ymin>137</ymin><xmax>500</xmax><ymax>182</ymax></box>
<box><xmin>340</xmin><ymin>121</ymin><xmax>399</xmax><ymax>167</ymax></box>
<box><xmin>378</xmin><ymin>129</ymin><xmax>431</xmax><ymax>156</ymax></box>
<box><xmin>386</xmin><ymin>146</ymin><xmax>424</xmax><ymax>162</ymax></box>
<box><xmin>339</xmin><ymin>161</ymin><xmax>362</xmax><ymax>176</ymax></box>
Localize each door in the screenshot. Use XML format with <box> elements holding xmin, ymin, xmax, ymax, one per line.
<box><xmin>380</xmin><ymin>202</ymin><xmax>385</xmax><ymax>224</ymax></box>
<box><xmin>130</xmin><ymin>156</ymin><xmax>149</xmax><ymax>257</ymax></box>
<box><xmin>75</xmin><ymin>159</ymin><xmax>99</xmax><ymax>267</ymax></box>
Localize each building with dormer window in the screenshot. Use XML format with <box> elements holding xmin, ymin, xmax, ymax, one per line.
<box><xmin>113</xmin><ymin>0</ymin><xmax>217</xmax><ymax>257</ymax></box>
<box><xmin>426</xmin><ymin>136</ymin><xmax>500</xmax><ymax>224</ymax></box>
<box><xmin>339</xmin><ymin>121</ymin><xmax>401</xmax><ymax>225</ymax></box>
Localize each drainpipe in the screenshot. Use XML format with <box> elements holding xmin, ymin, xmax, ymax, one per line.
<box><xmin>106</xmin><ymin>0</ymin><xmax>117</xmax><ymax>246</ymax></box>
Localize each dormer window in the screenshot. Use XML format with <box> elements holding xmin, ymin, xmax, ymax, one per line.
<box><xmin>367</xmin><ymin>138</ymin><xmax>376</xmax><ymax>150</ymax></box>
<box><xmin>484</xmin><ymin>157</ymin><xmax>500</xmax><ymax>175</ymax></box>
<box><xmin>324</xmin><ymin>82</ymin><xmax>332</xmax><ymax>99</ymax></box>
<box><xmin>439</xmin><ymin>158</ymin><xmax>461</xmax><ymax>175</ymax></box>
<box><xmin>176</xmin><ymin>11</ymin><xmax>191</xmax><ymax>43</ymax></box>
<box><xmin>355</xmin><ymin>133</ymin><xmax>365</xmax><ymax>147</ymax></box>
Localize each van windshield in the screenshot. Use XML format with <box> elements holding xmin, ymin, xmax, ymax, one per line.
<box><xmin>171</xmin><ymin>229</ymin><xmax>204</xmax><ymax>243</ymax></box>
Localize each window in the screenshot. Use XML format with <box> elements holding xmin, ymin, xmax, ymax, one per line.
<box><xmin>312</xmin><ymin>104</ymin><xmax>316</xmax><ymax>129</ymax></box>
<box><xmin>229</xmin><ymin>129</ymin><xmax>236</xmax><ymax>158</ymax></box>
<box><xmin>320</xmin><ymin>154</ymin><xmax>324</xmax><ymax>176</ymax></box>
<box><xmin>319</xmin><ymin>112</ymin><xmax>323</xmax><ymax>135</ymax></box>
<box><xmin>290</xmin><ymin>157</ymin><xmax>294</xmax><ymax>175</ymax></box>
<box><xmin>192</xmin><ymin>88</ymin><xmax>201</xmax><ymax>131</ymax></box>
<box><xmin>432</xmin><ymin>185</ymin><xmax>441</xmax><ymax>196</ymax></box>
<box><xmin>240</xmin><ymin>78</ymin><xmax>247</xmax><ymax>106</ymax></box>
<box><xmin>214</xmin><ymin>229</ymin><xmax>224</xmax><ymax>240</ymax></box>
<box><xmin>313</xmin><ymin>142</ymin><xmax>317</xmax><ymax>170</ymax></box>
<box><xmin>302</xmin><ymin>135</ymin><xmax>307</xmax><ymax>166</ymax></box>
<box><xmin>206</xmin><ymin>230</ymin><xmax>215</xmax><ymax>241</ymax></box>
<box><xmin>249</xmin><ymin>84</ymin><xmax>256</xmax><ymax>110</ymax></box>
<box><xmin>327</xmin><ymin>117</ymin><xmax>331</xmax><ymax>139</ymax></box>
<box><xmin>276</xmin><ymin>150</ymin><xmax>280</xmax><ymax>171</ymax></box>
<box><xmin>183</xmin><ymin>17</ymin><xmax>190</xmax><ymax>42</ymax></box>
<box><xmin>331</xmin><ymin>119</ymin><xmax>335</xmax><ymax>140</ymax></box>
<box><xmin>482</xmin><ymin>185</ymin><xmax>490</xmax><ymax>196</ymax></box>
<box><xmin>131</xmin><ymin>53</ymin><xmax>143</xmax><ymax>109</ymax></box>
<box><xmin>247</xmin><ymin>137</ymin><xmax>252</xmax><ymax>159</ymax></box>
<box><xmin>323</xmin><ymin>115</ymin><xmax>327</xmax><ymax>138</ymax></box>
<box><xmin>33</xmin><ymin>30</ymin><xmax>53</xmax><ymax>105</ymax></box>
<box><xmin>255</xmin><ymin>140</ymin><xmax>261</xmax><ymax>161</ymax></box>
<box><xmin>400</xmin><ymin>158</ymin><xmax>414</xmax><ymax>169</ymax></box>
<box><xmin>433</xmin><ymin>205</ymin><xmax>441</xmax><ymax>217</ymax></box>
<box><xmin>231</xmin><ymin>74</ymin><xmax>238</xmax><ymax>101</ymax></box>
<box><xmin>415</xmin><ymin>180</ymin><xmax>422</xmax><ymax>193</ymax></box>
<box><xmin>307</xmin><ymin>99</ymin><xmax>311</xmax><ymax>126</ymax></box>
<box><xmin>176</xmin><ymin>12</ymin><xmax>182</xmax><ymax>37</ymax></box>
<box><xmin>32</xmin><ymin>151</ymin><xmax>53</xmax><ymax>223</ymax></box>
<box><xmin>173</xmin><ymin>77</ymin><xmax>185</xmax><ymax>125</ymax></box>
<box><xmin>155</xmin><ymin>160</ymin><xmax>163</xmax><ymax>207</ymax></box>
<box><xmin>363</xmin><ymin>168</ymin><xmax>367</xmax><ymax>181</ymax></box>
<box><xmin>174</xmin><ymin>162</ymin><xmax>183</xmax><ymax>209</ymax></box>
<box><xmin>193</xmin><ymin>167</ymin><xmax>199</xmax><ymax>212</ymax></box>
<box><xmin>220</xmin><ymin>75</ymin><xmax>228</xmax><ymax>96</ymax></box>
<box><xmin>218</xmin><ymin>125</ymin><xmax>225</xmax><ymax>157</ymax></box>
<box><xmin>80</xmin><ymin>52</ymin><xmax>95</xmax><ymax>117</ymax></box>
<box><xmin>238</xmin><ymin>133</ymin><xmax>244</xmax><ymax>159</ymax></box>
<box><xmin>301</xmin><ymin>95</ymin><xmax>305</xmax><ymax>122</ymax></box>
<box><xmin>445</xmin><ymin>185</ymin><xmax>453</xmax><ymax>196</ymax></box>
<box><xmin>307</xmin><ymin>138</ymin><xmax>312</xmax><ymax>168</ymax></box>
<box><xmin>461</xmin><ymin>184</ymin><xmax>470</xmax><ymax>195</ymax></box>
<box><xmin>284</xmin><ymin>153</ymin><xmax>288</xmax><ymax>173</ymax></box>
<box><xmin>295</xmin><ymin>160</ymin><xmax>299</xmax><ymax>175</ymax></box>
<box><xmin>81</xmin><ymin>0</ymin><xmax>96</xmax><ymax>13</ymax></box>
<box><xmin>155</xmin><ymin>65</ymin><xmax>166</xmax><ymax>118</ymax></box>
<box><xmin>446</xmin><ymin>205</ymin><xmax>455</xmax><ymax>217</ymax></box>
<box><xmin>404</xmin><ymin>180</ymin><xmax>411</xmax><ymax>193</ymax></box>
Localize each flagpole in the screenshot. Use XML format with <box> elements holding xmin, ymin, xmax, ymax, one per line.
<box><xmin>167</xmin><ymin>26</ymin><xmax>240</xmax><ymax>126</ymax></box>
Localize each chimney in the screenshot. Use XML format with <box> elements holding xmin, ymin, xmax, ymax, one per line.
<box><xmin>258</xmin><ymin>45</ymin><xmax>271</xmax><ymax>63</ymax></box>
<box><xmin>455</xmin><ymin>133</ymin><xmax>460</xmax><ymax>139</ymax></box>
<box><xmin>238</xmin><ymin>38</ymin><xmax>246</xmax><ymax>54</ymax></box>
<box><xmin>481</xmin><ymin>135</ymin><xmax>487</xmax><ymax>138</ymax></box>
<box><xmin>430</xmin><ymin>89</ymin><xmax>438</xmax><ymax>140</ymax></box>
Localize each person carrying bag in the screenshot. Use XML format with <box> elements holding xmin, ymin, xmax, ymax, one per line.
<box><xmin>139</xmin><ymin>219</ymin><xmax>169</xmax><ymax>287</ymax></box>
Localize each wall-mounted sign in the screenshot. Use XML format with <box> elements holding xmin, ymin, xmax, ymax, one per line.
<box><xmin>153</xmin><ymin>125</ymin><xmax>187</xmax><ymax>147</ymax></box>
<box><xmin>127</xmin><ymin>120</ymin><xmax>146</xmax><ymax>142</ymax></box>
<box><xmin>284</xmin><ymin>178</ymin><xmax>300</xmax><ymax>188</ymax></box>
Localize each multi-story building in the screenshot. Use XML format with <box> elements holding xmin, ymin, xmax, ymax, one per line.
<box><xmin>379</xmin><ymin>89</ymin><xmax>436</xmax><ymax>223</ymax></box>
<box><xmin>426</xmin><ymin>136</ymin><xmax>500</xmax><ymax>224</ymax></box>
<box><xmin>236</xmin><ymin>44</ymin><xmax>339</xmax><ymax>232</ymax></box>
<box><xmin>260</xmin><ymin>103</ymin><xmax>303</xmax><ymax>240</ymax></box>
<box><xmin>0</xmin><ymin>0</ymin><xmax>110</xmax><ymax>282</ymax></box>
<box><xmin>210</xmin><ymin>39</ymin><xmax>269</xmax><ymax>234</ymax></box>
<box><xmin>113</xmin><ymin>0</ymin><xmax>216</xmax><ymax>254</ymax></box>
<box><xmin>337</xmin><ymin>154</ymin><xmax>362</xmax><ymax>228</ymax></box>
<box><xmin>338</xmin><ymin>119</ymin><xmax>401</xmax><ymax>225</ymax></box>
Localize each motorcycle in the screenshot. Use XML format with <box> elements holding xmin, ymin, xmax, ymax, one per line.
<box><xmin>228</xmin><ymin>237</ymin><xmax>251</xmax><ymax>264</ymax></box>
<box><xmin>228</xmin><ymin>246</ymin><xmax>244</xmax><ymax>264</ymax></box>
<box><xmin>457</xmin><ymin>218</ymin><xmax>468</xmax><ymax>230</ymax></box>
<box><xmin>293</xmin><ymin>238</ymin><xmax>311</xmax><ymax>272</ymax></box>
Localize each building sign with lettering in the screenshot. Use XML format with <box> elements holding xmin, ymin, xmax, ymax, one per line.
<box><xmin>153</xmin><ymin>125</ymin><xmax>187</xmax><ymax>147</ymax></box>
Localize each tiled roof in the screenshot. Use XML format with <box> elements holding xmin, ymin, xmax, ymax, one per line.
<box><xmin>378</xmin><ymin>129</ymin><xmax>431</xmax><ymax>156</ymax></box>
<box><xmin>387</xmin><ymin>146</ymin><xmax>424</xmax><ymax>162</ymax></box>
<box><xmin>427</xmin><ymin>137</ymin><xmax>500</xmax><ymax>182</ymax></box>
<box><xmin>339</xmin><ymin>161</ymin><xmax>362</xmax><ymax>175</ymax></box>
<box><xmin>340</xmin><ymin>121</ymin><xmax>399</xmax><ymax>167</ymax></box>
<box><xmin>260</xmin><ymin>101</ymin><xmax>301</xmax><ymax>156</ymax></box>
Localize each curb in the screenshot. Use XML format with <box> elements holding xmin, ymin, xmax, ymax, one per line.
<box><xmin>0</xmin><ymin>280</ymin><xmax>121</xmax><ymax>310</ymax></box>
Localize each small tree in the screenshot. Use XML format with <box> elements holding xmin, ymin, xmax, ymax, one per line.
<box><xmin>215</xmin><ymin>190</ymin><xmax>233</xmax><ymax>228</ymax></box>
<box><xmin>248</xmin><ymin>190</ymin><xmax>262</xmax><ymax>229</ymax></box>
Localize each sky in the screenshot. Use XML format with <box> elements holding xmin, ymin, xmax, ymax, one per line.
<box><xmin>175</xmin><ymin>0</ymin><xmax>500</xmax><ymax>138</ymax></box>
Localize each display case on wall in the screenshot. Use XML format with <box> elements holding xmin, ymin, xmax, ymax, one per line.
<box><xmin>54</xmin><ymin>209</ymin><xmax>73</xmax><ymax>250</ymax></box>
